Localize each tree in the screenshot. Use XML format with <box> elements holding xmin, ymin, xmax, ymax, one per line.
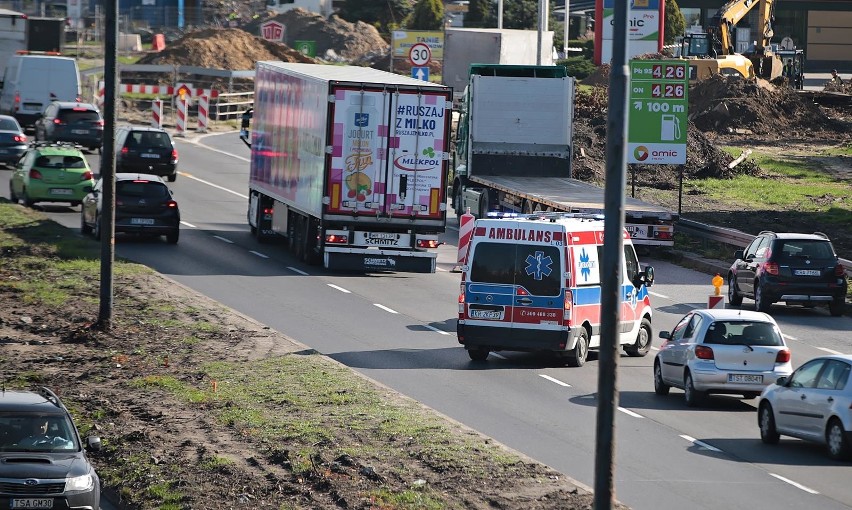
<box><xmin>465</xmin><ymin>0</ymin><xmax>491</xmax><ymax>28</ymax></box>
<box><xmin>337</xmin><ymin>0</ymin><xmax>414</xmax><ymax>35</ymax></box>
<box><xmin>664</xmin><ymin>0</ymin><xmax>686</xmax><ymax>45</ymax></box>
<box><xmin>481</xmin><ymin>0</ymin><xmax>560</xmax><ymax>31</ymax></box>
<box><xmin>405</xmin><ymin>0</ymin><xmax>444</xmax><ymax>30</ymax></box>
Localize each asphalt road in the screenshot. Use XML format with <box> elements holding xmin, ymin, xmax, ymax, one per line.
<box><xmin>3</xmin><ymin>132</ymin><xmax>851</xmax><ymax>510</ymax></box>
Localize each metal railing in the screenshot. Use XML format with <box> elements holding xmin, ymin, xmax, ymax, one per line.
<box><xmin>212</xmin><ymin>92</ymin><xmax>253</xmax><ymax>121</ymax></box>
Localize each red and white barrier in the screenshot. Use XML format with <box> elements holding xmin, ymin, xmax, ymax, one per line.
<box><xmin>94</xmin><ymin>81</ymin><xmax>219</xmax><ymax>108</ymax></box>
<box><xmin>197</xmin><ymin>94</ymin><xmax>209</xmax><ymax>133</ymax></box>
<box><xmin>174</xmin><ymin>95</ymin><xmax>187</xmax><ymax>137</ymax></box>
<box><xmin>151</xmin><ymin>99</ymin><xmax>163</xmax><ymax>128</ymax></box>
<box><xmin>453</xmin><ymin>207</ymin><xmax>476</xmax><ymax>272</ymax></box>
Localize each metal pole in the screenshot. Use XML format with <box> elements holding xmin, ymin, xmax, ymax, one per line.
<box><xmin>498</xmin><ymin>0</ymin><xmax>503</xmax><ymax>29</ymax></box>
<box><xmin>564</xmin><ymin>0</ymin><xmax>570</xmax><ymax>56</ymax></box>
<box><xmin>596</xmin><ymin>0</ymin><xmax>630</xmax><ymax>508</ymax></box>
<box><xmin>537</xmin><ymin>0</ymin><xmax>545</xmax><ymax>65</ymax></box>
<box><xmin>96</xmin><ymin>0</ymin><xmax>118</xmax><ymax>330</ymax></box>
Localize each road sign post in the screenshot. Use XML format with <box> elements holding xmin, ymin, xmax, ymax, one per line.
<box><xmin>628</xmin><ymin>60</ymin><xmax>688</xmax><ymax>165</ymax></box>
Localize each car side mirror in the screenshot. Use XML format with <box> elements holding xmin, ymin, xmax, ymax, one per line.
<box><xmin>633</xmin><ymin>265</ymin><xmax>654</xmax><ymax>288</ymax></box>
<box><xmin>85</xmin><ymin>436</ymin><xmax>101</xmax><ymax>451</ymax></box>
<box><xmin>775</xmin><ymin>376</ymin><xmax>788</xmax><ymax>386</ymax></box>
<box><xmin>658</xmin><ymin>330</ymin><xmax>671</xmax><ymax>339</ymax></box>
<box><xmin>734</xmin><ymin>249</ymin><xmax>744</xmax><ymax>260</ymax></box>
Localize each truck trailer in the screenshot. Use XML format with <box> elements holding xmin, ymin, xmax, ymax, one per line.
<box><xmin>240</xmin><ymin>62</ymin><xmax>453</xmax><ymax>273</ymax></box>
<box><xmin>450</xmin><ymin>64</ymin><xmax>677</xmax><ymax>247</ymax></box>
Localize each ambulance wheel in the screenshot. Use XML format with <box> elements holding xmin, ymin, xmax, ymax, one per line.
<box><xmin>625</xmin><ymin>318</ymin><xmax>652</xmax><ymax>357</ymax></box>
<box><xmin>566</xmin><ymin>328</ymin><xmax>589</xmax><ymax>367</ymax></box>
<box><xmin>467</xmin><ymin>348</ymin><xmax>489</xmax><ymax>362</ymax></box>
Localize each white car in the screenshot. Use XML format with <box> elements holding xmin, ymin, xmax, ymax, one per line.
<box><xmin>654</xmin><ymin>309</ymin><xmax>792</xmax><ymax>407</ymax></box>
<box><xmin>758</xmin><ymin>354</ymin><xmax>852</xmax><ymax>460</ymax></box>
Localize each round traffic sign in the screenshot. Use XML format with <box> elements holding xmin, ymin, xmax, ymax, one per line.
<box><xmin>408</xmin><ymin>42</ymin><xmax>432</xmax><ymax>67</ymax></box>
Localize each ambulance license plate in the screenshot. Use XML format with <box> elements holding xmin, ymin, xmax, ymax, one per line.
<box><xmin>11</xmin><ymin>499</ymin><xmax>54</xmax><ymax>508</ymax></box>
<box><xmin>470</xmin><ymin>310</ymin><xmax>503</xmax><ymax>320</ymax></box>
<box><xmin>728</xmin><ymin>374</ymin><xmax>762</xmax><ymax>384</ymax></box>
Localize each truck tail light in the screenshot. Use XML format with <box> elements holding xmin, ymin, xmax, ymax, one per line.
<box><xmin>764</xmin><ymin>262</ymin><xmax>779</xmax><ymax>276</ymax></box>
<box><xmin>563</xmin><ymin>290</ymin><xmax>573</xmax><ymax>321</ymax></box>
<box><xmin>416</xmin><ymin>239</ymin><xmax>440</xmax><ymax>248</ymax></box>
<box><xmin>775</xmin><ymin>349</ymin><xmax>791</xmax><ymax>363</ymax></box>
<box><xmin>325</xmin><ymin>234</ymin><xmax>348</xmax><ymax>244</ymax></box>
<box><xmin>655</xmin><ymin>229</ymin><xmax>673</xmax><ymax>240</ymax></box>
<box><xmin>695</xmin><ymin>345</ymin><xmax>714</xmax><ymax>360</ymax></box>
<box><xmin>458</xmin><ymin>283</ymin><xmax>465</xmax><ymax>314</ymax></box>
<box><xmin>29</xmin><ymin>168</ymin><xmax>42</xmax><ymax>180</ymax></box>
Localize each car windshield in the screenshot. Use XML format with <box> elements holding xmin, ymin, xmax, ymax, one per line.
<box><xmin>704</xmin><ymin>320</ymin><xmax>784</xmax><ymax>346</ymax></box>
<box><xmin>0</xmin><ymin>413</ymin><xmax>78</xmax><ymax>452</ymax></box>
<box><xmin>116</xmin><ymin>180</ymin><xmax>169</xmax><ymax>200</ymax></box>
<box><xmin>59</xmin><ymin>110</ymin><xmax>101</xmax><ymax>123</ymax></box>
<box><xmin>35</xmin><ymin>154</ymin><xmax>87</xmax><ymax>169</ymax></box>
<box><xmin>129</xmin><ymin>131</ymin><xmax>171</xmax><ymax>148</ymax></box>
<box><xmin>0</xmin><ymin>118</ymin><xmax>20</xmax><ymax>130</ymax></box>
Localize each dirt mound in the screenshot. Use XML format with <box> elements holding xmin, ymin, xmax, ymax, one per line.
<box><xmin>242</xmin><ymin>8</ymin><xmax>388</xmax><ymax>61</ymax></box>
<box><xmin>136</xmin><ymin>27</ymin><xmax>316</xmax><ymax>70</ymax></box>
<box><xmin>690</xmin><ymin>75</ymin><xmax>847</xmax><ymax>137</ymax></box>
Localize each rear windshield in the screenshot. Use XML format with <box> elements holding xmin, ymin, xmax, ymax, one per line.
<box><xmin>126</xmin><ymin>131</ymin><xmax>172</xmax><ymax>149</ymax></box>
<box><xmin>58</xmin><ymin>110</ymin><xmax>100</xmax><ymax>123</ymax></box>
<box><xmin>116</xmin><ymin>180</ymin><xmax>169</xmax><ymax>200</ymax></box>
<box><xmin>0</xmin><ymin>118</ymin><xmax>20</xmax><ymax>130</ymax></box>
<box><xmin>470</xmin><ymin>242</ymin><xmax>561</xmax><ymax>296</ymax></box>
<box><xmin>34</xmin><ymin>154</ymin><xmax>86</xmax><ymax>169</ymax></box>
<box><xmin>704</xmin><ymin>321</ymin><xmax>784</xmax><ymax>347</ymax></box>
<box><xmin>775</xmin><ymin>240</ymin><xmax>835</xmax><ymax>260</ymax></box>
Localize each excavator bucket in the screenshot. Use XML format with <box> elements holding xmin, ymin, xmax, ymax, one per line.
<box><xmin>752</xmin><ymin>55</ymin><xmax>784</xmax><ymax>80</ymax></box>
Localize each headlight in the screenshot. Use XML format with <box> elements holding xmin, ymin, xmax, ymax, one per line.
<box><xmin>65</xmin><ymin>474</ymin><xmax>93</xmax><ymax>492</ymax></box>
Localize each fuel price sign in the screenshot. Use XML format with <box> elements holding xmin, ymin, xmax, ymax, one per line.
<box><xmin>628</xmin><ymin>60</ymin><xmax>688</xmax><ymax>165</ymax></box>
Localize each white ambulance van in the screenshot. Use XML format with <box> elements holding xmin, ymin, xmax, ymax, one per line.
<box><xmin>456</xmin><ymin>213</ymin><xmax>655</xmax><ymax>366</ymax></box>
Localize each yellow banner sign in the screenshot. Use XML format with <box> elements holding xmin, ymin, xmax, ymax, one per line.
<box><xmin>392</xmin><ymin>30</ymin><xmax>444</xmax><ymax>60</ymax></box>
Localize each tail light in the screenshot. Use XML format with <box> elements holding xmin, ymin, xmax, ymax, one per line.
<box><xmin>53</xmin><ymin>118</ymin><xmax>64</xmax><ymax>125</ymax></box>
<box><xmin>416</xmin><ymin>239</ymin><xmax>440</xmax><ymax>248</ymax></box>
<box><xmin>120</xmin><ymin>147</ymin><xmax>129</xmax><ymax>154</ymax></box>
<box><xmin>325</xmin><ymin>234</ymin><xmax>348</xmax><ymax>244</ymax></box>
<box><xmin>763</xmin><ymin>262</ymin><xmax>779</xmax><ymax>276</ymax></box>
<box><xmin>775</xmin><ymin>349</ymin><xmax>791</xmax><ymax>363</ymax></box>
<box><xmin>516</xmin><ymin>287</ymin><xmax>529</xmax><ymax>296</ymax></box>
<box><xmin>170</xmin><ymin>149</ymin><xmax>178</xmax><ymax>162</ymax></box>
<box><xmin>563</xmin><ymin>290</ymin><xmax>573</xmax><ymax>321</ymax></box>
<box><xmin>80</xmin><ymin>171</ymin><xmax>93</xmax><ymax>181</ymax></box>
<box><xmin>166</xmin><ymin>200</ymin><xmax>178</xmax><ymax>209</ymax></box>
<box><xmin>95</xmin><ymin>120</ymin><xmax>104</xmax><ymax>127</ymax></box>
<box><xmin>458</xmin><ymin>283</ymin><xmax>465</xmax><ymax>314</ymax></box>
<box><xmin>695</xmin><ymin>345</ymin><xmax>714</xmax><ymax>360</ymax></box>
<box><xmin>654</xmin><ymin>229</ymin><xmax>673</xmax><ymax>240</ymax></box>
<box><xmin>835</xmin><ymin>264</ymin><xmax>846</xmax><ymax>277</ymax></box>
<box><xmin>13</xmin><ymin>134</ymin><xmax>26</xmax><ymax>143</ymax></box>
<box><xmin>13</xmin><ymin>92</ymin><xmax>20</xmax><ymax>110</ymax></box>
<box><xmin>29</xmin><ymin>168</ymin><xmax>42</xmax><ymax>180</ymax></box>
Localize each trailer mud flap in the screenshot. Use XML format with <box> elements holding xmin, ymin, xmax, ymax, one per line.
<box><xmin>324</xmin><ymin>250</ymin><xmax>436</xmax><ymax>273</ymax></box>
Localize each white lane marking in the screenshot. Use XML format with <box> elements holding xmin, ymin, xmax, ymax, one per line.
<box><xmin>424</xmin><ymin>325</ymin><xmax>450</xmax><ymax>335</ymax></box>
<box><xmin>374</xmin><ymin>303</ymin><xmax>398</xmax><ymax>314</ymax></box>
<box><xmin>783</xmin><ymin>334</ymin><xmax>799</xmax><ymax>342</ymax></box>
<box><xmin>287</xmin><ymin>266</ymin><xmax>309</xmax><ymax>276</ymax></box>
<box><xmin>180</xmin><ymin>172</ymin><xmax>248</xmax><ymax>198</ymax></box>
<box><xmin>618</xmin><ymin>407</ymin><xmax>644</xmax><ymax>418</ymax></box>
<box><xmin>249</xmin><ymin>251</ymin><xmax>268</xmax><ymax>259</ymax></box>
<box><xmin>769</xmin><ymin>473</ymin><xmax>819</xmax><ymax>494</ymax></box>
<box><xmin>650</xmin><ymin>346</ymin><xmax>659</xmax><ymax>351</ymax></box>
<box><xmin>817</xmin><ymin>347</ymin><xmax>842</xmax><ymax>355</ymax></box>
<box><xmin>327</xmin><ymin>284</ymin><xmax>351</xmax><ymax>294</ymax></box>
<box><xmin>539</xmin><ymin>374</ymin><xmax>571</xmax><ymax>387</ymax></box>
<box><xmin>680</xmin><ymin>435</ymin><xmax>722</xmax><ymax>452</ymax></box>
<box><xmin>490</xmin><ymin>352</ymin><xmax>507</xmax><ymax>360</ymax></box>
<box><xmin>436</xmin><ymin>266</ymin><xmax>449</xmax><ymax>272</ymax></box>
<box><xmin>180</xmin><ymin>221</ymin><xmax>196</xmax><ymax>228</ymax></box>
<box><xmin>649</xmin><ymin>291</ymin><xmax>670</xmax><ymax>299</ymax></box>
<box><xmin>213</xmin><ymin>235</ymin><xmax>234</xmax><ymax>244</ymax></box>
<box><xmin>179</xmin><ymin>133</ymin><xmax>250</xmax><ymax>162</ymax></box>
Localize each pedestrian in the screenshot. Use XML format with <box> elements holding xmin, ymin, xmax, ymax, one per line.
<box><xmin>830</xmin><ymin>69</ymin><xmax>843</xmax><ymax>85</ymax></box>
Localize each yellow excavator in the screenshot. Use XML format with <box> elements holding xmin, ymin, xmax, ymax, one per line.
<box><xmin>680</xmin><ymin>0</ymin><xmax>784</xmax><ymax>83</ymax></box>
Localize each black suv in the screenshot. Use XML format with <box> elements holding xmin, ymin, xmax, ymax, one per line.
<box><xmin>115</xmin><ymin>126</ymin><xmax>179</xmax><ymax>181</ymax></box>
<box><xmin>33</xmin><ymin>102</ymin><xmax>104</xmax><ymax>153</ymax></box>
<box><xmin>728</xmin><ymin>231</ymin><xmax>848</xmax><ymax>316</ymax></box>
<box><xmin>0</xmin><ymin>387</ymin><xmax>102</xmax><ymax>509</ymax></box>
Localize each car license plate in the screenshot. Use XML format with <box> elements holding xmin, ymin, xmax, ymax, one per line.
<box><xmin>11</xmin><ymin>499</ymin><xmax>54</xmax><ymax>509</ymax></box>
<box><xmin>72</xmin><ymin>129</ymin><xmax>89</xmax><ymax>135</ymax></box>
<box><xmin>625</xmin><ymin>225</ymin><xmax>647</xmax><ymax>238</ymax></box>
<box><xmin>728</xmin><ymin>374</ymin><xmax>763</xmax><ymax>384</ymax></box>
<box><xmin>469</xmin><ymin>309</ymin><xmax>503</xmax><ymax>320</ymax></box>
<box><xmin>131</xmin><ymin>218</ymin><xmax>155</xmax><ymax>225</ymax></box>
<box><xmin>794</xmin><ymin>269</ymin><xmax>820</xmax><ymax>276</ymax></box>
<box><xmin>141</xmin><ymin>153</ymin><xmax>160</xmax><ymax>159</ymax></box>
<box><xmin>49</xmin><ymin>188</ymin><xmax>73</xmax><ymax>195</ymax></box>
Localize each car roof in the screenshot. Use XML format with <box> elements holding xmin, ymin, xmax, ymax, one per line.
<box><xmin>816</xmin><ymin>354</ymin><xmax>852</xmax><ymax>363</ymax></box>
<box><xmin>51</xmin><ymin>101</ymin><xmax>99</xmax><ymax>110</ymax></box>
<box><xmin>766</xmin><ymin>232</ymin><xmax>831</xmax><ymax>241</ymax></box>
<box><xmin>33</xmin><ymin>145</ymin><xmax>86</xmax><ymax>156</ymax></box>
<box><xmin>115</xmin><ymin>172</ymin><xmax>167</xmax><ymax>183</ymax></box>
<box><xmin>0</xmin><ymin>389</ymin><xmax>66</xmax><ymax>415</ymax></box>
<box><xmin>121</xmin><ymin>125</ymin><xmax>169</xmax><ymax>133</ymax></box>
<box><xmin>692</xmin><ymin>308</ymin><xmax>776</xmax><ymax>322</ymax></box>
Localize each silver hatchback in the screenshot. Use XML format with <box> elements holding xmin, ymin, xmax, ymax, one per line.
<box><xmin>654</xmin><ymin>309</ymin><xmax>792</xmax><ymax>407</ymax></box>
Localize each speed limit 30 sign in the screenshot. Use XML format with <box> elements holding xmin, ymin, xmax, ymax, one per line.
<box><xmin>408</xmin><ymin>42</ymin><xmax>432</xmax><ymax>67</ymax></box>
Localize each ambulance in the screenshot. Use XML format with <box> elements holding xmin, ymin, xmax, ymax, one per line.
<box><xmin>456</xmin><ymin>213</ymin><xmax>656</xmax><ymax>366</ymax></box>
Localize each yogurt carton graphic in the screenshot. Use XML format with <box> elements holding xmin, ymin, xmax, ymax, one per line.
<box><xmin>344</xmin><ymin>94</ymin><xmax>378</xmax><ymax>202</ymax></box>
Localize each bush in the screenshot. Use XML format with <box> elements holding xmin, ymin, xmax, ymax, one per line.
<box><xmin>557</xmin><ymin>55</ymin><xmax>597</xmax><ymax>80</ymax></box>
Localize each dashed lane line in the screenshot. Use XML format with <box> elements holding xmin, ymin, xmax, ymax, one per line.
<box><xmin>539</xmin><ymin>374</ymin><xmax>571</xmax><ymax>387</ymax></box>
<box><xmin>327</xmin><ymin>284</ymin><xmax>351</xmax><ymax>294</ymax></box>
<box><xmin>213</xmin><ymin>235</ymin><xmax>234</xmax><ymax>244</ymax></box>
<box><xmin>374</xmin><ymin>303</ymin><xmax>398</xmax><ymax>314</ymax></box>
<box><xmin>424</xmin><ymin>325</ymin><xmax>450</xmax><ymax>335</ymax></box>
<box><xmin>769</xmin><ymin>473</ymin><xmax>819</xmax><ymax>494</ymax></box>
<box><xmin>680</xmin><ymin>434</ymin><xmax>722</xmax><ymax>452</ymax></box>
<box><xmin>249</xmin><ymin>251</ymin><xmax>269</xmax><ymax>259</ymax></box>
<box><xmin>286</xmin><ymin>266</ymin><xmax>309</xmax><ymax>276</ymax></box>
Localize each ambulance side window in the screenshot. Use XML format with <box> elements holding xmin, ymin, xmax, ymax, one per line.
<box><xmin>624</xmin><ymin>245</ymin><xmax>640</xmax><ymax>283</ymax></box>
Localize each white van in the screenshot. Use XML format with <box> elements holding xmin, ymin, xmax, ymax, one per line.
<box><xmin>457</xmin><ymin>213</ymin><xmax>656</xmax><ymax>366</ymax></box>
<box><xmin>0</xmin><ymin>54</ymin><xmax>80</xmax><ymax>129</ymax></box>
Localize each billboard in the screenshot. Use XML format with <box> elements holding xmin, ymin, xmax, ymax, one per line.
<box><xmin>594</xmin><ymin>0</ymin><xmax>665</xmax><ymax>65</ymax></box>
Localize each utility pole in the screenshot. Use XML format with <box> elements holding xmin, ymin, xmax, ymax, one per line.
<box><xmin>595</xmin><ymin>0</ymin><xmax>630</xmax><ymax>508</ymax></box>
<box><xmin>96</xmin><ymin>0</ymin><xmax>117</xmax><ymax>330</ymax></box>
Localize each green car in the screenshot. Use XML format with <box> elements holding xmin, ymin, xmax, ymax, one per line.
<box><xmin>9</xmin><ymin>143</ymin><xmax>94</xmax><ymax>207</ymax></box>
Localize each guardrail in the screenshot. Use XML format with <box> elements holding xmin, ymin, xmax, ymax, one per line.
<box><xmin>677</xmin><ymin>218</ymin><xmax>852</xmax><ymax>272</ymax></box>
<box><xmin>212</xmin><ymin>92</ymin><xmax>253</xmax><ymax>121</ymax></box>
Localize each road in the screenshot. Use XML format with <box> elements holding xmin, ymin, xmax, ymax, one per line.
<box><xmin>3</xmin><ymin>132</ymin><xmax>851</xmax><ymax>510</ymax></box>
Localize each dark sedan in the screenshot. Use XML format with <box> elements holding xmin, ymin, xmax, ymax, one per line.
<box><xmin>34</xmin><ymin>101</ymin><xmax>104</xmax><ymax>152</ymax></box>
<box><xmin>0</xmin><ymin>115</ymin><xmax>28</xmax><ymax>166</ymax></box>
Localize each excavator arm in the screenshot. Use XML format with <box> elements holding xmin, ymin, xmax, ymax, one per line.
<box><xmin>707</xmin><ymin>0</ymin><xmax>776</xmax><ymax>57</ymax></box>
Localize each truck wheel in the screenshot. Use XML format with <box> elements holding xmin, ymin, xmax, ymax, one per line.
<box><xmin>625</xmin><ymin>318</ymin><xmax>652</xmax><ymax>357</ymax></box>
<box><xmin>478</xmin><ymin>191</ymin><xmax>490</xmax><ymax>219</ymax></box>
<box><xmin>453</xmin><ymin>186</ymin><xmax>463</xmax><ymax>216</ymax></box>
<box><xmin>523</xmin><ymin>200</ymin><xmax>534</xmax><ymax>214</ymax></box>
<box><xmin>302</xmin><ymin>217</ymin><xmax>320</xmax><ymax>265</ymax></box>
<box><xmin>566</xmin><ymin>328</ymin><xmax>589</xmax><ymax>367</ymax></box>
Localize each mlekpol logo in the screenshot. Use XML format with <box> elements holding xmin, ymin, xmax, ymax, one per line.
<box><xmin>354</xmin><ymin>113</ymin><xmax>369</xmax><ymax>128</ymax></box>
<box><xmin>633</xmin><ymin>145</ymin><xmax>649</xmax><ymax>161</ymax></box>
<box><xmin>525</xmin><ymin>251</ymin><xmax>553</xmax><ymax>281</ymax></box>
<box><xmin>394</xmin><ymin>147</ymin><xmax>440</xmax><ymax>172</ymax></box>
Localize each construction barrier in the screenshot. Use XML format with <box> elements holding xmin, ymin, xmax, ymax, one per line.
<box><xmin>151</xmin><ymin>99</ymin><xmax>163</xmax><ymax>128</ymax></box>
<box><xmin>197</xmin><ymin>95</ymin><xmax>209</xmax><ymax>133</ymax></box>
<box><xmin>94</xmin><ymin>81</ymin><xmax>218</xmax><ymax>107</ymax></box>
<box><xmin>174</xmin><ymin>95</ymin><xmax>187</xmax><ymax>137</ymax></box>
<box><xmin>452</xmin><ymin>207</ymin><xmax>475</xmax><ymax>272</ymax></box>
<box><xmin>152</xmin><ymin>33</ymin><xmax>166</xmax><ymax>52</ymax></box>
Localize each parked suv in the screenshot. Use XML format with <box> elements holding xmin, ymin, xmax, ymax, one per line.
<box><xmin>34</xmin><ymin>101</ymin><xmax>104</xmax><ymax>152</ymax></box>
<box><xmin>728</xmin><ymin>231</ymin><xmax>848</xmax><ymax>316</ymax></box>
<box><xmin>0</xmin><ymin>387</ymin><xmax>101</xmax><ymax>509</ymax></box>
<box><xmin>115</xmin><ymin>126</ymin><xmax>178</xmax><ymax>181</ymax></box>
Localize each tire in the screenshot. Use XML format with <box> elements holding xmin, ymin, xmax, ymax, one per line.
<box><xmin>754</xmin><ymin>281</ymin><xmax>772</xmax><ymax>313</ymax></box>
<box><xmin>167</xmin><ymin>173</ymin><xmax>177</xmax><ymax>182</ymax></box>
<box><xmin>566</xmin><ymin>327</ymin><xmax>589</xmax><ymax>368</ymax></box>
<box><xmin>93</xmin><ymin>214</ymin><xmax>101</xmax><ymax>240</ymax></box>
<box><xmin>684</xmin><ymin>372</ymin><xmax>704</xmax><ymax>407</ymax></box>
<box><xmin>829</xmin><ymin>298</ymin><xmax>845</xmax><ymax>317</ymax></box>
<box><xmin>653</xmin><ymin>360</ymin><xmax>670</xmax><ymax>396</ymax></box>
<box><xmin>9</xmin><ymin>183</ymin><xmax>18</xmax><ymax>204</ymax></box>
<box><xmin>302</xmin><ymin>218</ymin><xmax>320</xmax><ymax>265</ymax></box>
<box><xmin>625</xmin><ymin>317</ymin><xmax>652</xmax><ymax>357</ymax></box>
<box><xmin>478</xmin><ymin>191</ymin><xmax>490</xmax><ymax>219</ymax></box>
<box><xmin>166</xmin><ymin>229</ymin><xmax>179</xmax><ymax>244</ymax></box>
<box><xmin>467</xmin><ymin>348</ymin><xmax>489</xmax><ymax>362</ymax></box>
<box><xmin>826</xmin><ymin>418</ymin><xmax>852</xmax><ymax>460</ymax></box>
<box><xmin>759</xmin><ymin>402</ymin><xmax>780</xmax><ymax>444</ymax></box>
<box><xmin>728</xmin><ymin>274</ymin><xmax>743</xmax><ymax>306</ymax></box>
<box><xmin>453</xmin><ymin>186</ymin><xmax>463</xmax><ymax>216</ymax></box>
<box><xmin>742</xmin><ymin>392</ymin><xmax>760</xmax><ymax>399</ymax></box>
<box><xmin>70</xmin><ymin>201</ymin><xmax>81</xmax><ymax>207</ymax></box>
<box><xmin>523</xmin><ymin>200</ymin><xmax>534</xmax><ymax>215</ymax></box>
<box><xmin>80</xmin><ymin>211</ymin><xmax>92</xmax><ymax>236</ymax></box>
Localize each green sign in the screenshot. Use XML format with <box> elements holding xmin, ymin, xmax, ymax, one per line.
<box><xmin>628</xmin><ymin>60</ymin><xmax>688</xmax><ymax>165</ymax></box>
<box><xmin>294</xmin><ymin>40</ymin><xmax>316</xmax><ymax>58</ymax></box>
